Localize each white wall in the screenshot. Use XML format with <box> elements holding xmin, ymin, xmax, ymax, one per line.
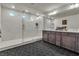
<box><xmin>44</xmin><ymin>18</ymin><xmax>54</xmax><ymax>30</ymax></box>
<box><xmin>54</xmin><ymin>14</ymin><xmax>79</xmax><ymax>31</ymax></box>
<box><xmin>54</xmin><ymin>18</ymin><xmax>63</xmax><ymax>29</ymax></box>
<box><xmin>67</xmin><ymin>14</ymin><xmax>79</xmax><ymax>29</ymax></box>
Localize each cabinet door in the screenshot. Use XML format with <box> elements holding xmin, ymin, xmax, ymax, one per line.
<box><xmin>48</xmin><ymin>31</ymin><xmax>56</xmax><ymax>44</ymax></box>
<box><xmin>62</xmin><ymin>33</ymin><xmax>76</xmax><ymax>51</ymax></box>
<box><xmin>42</xmin><ymin>31</ymin><xmax>49</xmax><ymax>42</ymax></box>
<box><xmin>56</xmin><ymin>32</ymin><xmax>61</xmax><ymax>46</ymax></box>
<box><xmin>75</xmin><ymin>34</ymin><xmax>79</xmax><ymax>53</ymax></box>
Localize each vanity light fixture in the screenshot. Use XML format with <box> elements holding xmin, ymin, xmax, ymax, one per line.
<box><xmin>48</xmin><ymin>10</ymin><xmax>58</xmax><ymax>16</ymax></box>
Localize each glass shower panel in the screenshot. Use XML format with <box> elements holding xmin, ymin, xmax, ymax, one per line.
<box><xmin>1</xmin><ymin>7</ymin><xmax>22</xmax><ymax>41</ymax></box>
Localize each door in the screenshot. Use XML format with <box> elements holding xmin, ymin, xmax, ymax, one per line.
<box><xmin>22</xmin><ymin>14</ymin><xmax>35</xmax><ymax>42</ymax></box>
<box><xmin>22</xmin><ymin>14</ymin><xmax>43</xmax><ymax>42</ymax></box>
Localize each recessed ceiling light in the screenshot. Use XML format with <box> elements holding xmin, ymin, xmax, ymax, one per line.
<box><xmin>48</xmin><ymin>10</ymin><xmax>58</xmax><ymax>16</ymax></box>
<box><xmin>25</xmin><ymin>10</ymin><xmax>29</xmax><ymax>12</ymax></box>
<box><xmin>12</xmin><ymin>5</ymin><xmax>15</xmax><ymax>9</ymax></box>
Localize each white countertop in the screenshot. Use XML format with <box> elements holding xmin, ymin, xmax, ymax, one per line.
<box><xmin>43</xmin><ymin>29</ymin><xmax>79</xmax><ymax>33</ymax></box>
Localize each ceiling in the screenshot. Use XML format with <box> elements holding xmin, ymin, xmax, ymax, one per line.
<box><xmin>1</xmin><ymin>3</ymin><xmax>66</xmax><ymax>14</ymax></box>
<box><xmin>50</xmin><ymin>3</ymin><xmax>79</xmax><ymax>18</ymax></box>
<box><xmin>20</xmin><ymin>3</ymin><xmax>65</xmax><ymax>13</ymax></box>
<box><xmin>51</xmin><ymin>8</ymin><xmax>79</xmax><ymax>18</ymax></box>
<box><xmin>1</xmin><ymin>3</ymin><xmax>79</xmax><ymax>19</ymax></box>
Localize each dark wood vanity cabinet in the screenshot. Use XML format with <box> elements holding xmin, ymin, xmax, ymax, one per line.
<box><xmin>48</xmin><ymin>31</ymin><xmax>56</xmax><ymax>44</ymax></box>
<box><xmin>75</xmin><ymin>34</ymin><xmax>79</xmax><ymax>53</ymax></box>
<box><xmin>56</xmin><ymin>32</ymin><xmax>61</xmax><ymax>46</ymax></box>
<box><xmin>42</xmin><ymin>31</ymin><xmax>49</xmax><ymax>42</ymax></box>
<box><xmin>42</xmin><ymin>30</ymin><xmax>79</xmax><ymax>53</ymax></box>
<box><xmin>62</xmin><ymin>33</ymin><xmax>76</xmax><ymax>51</ymax></box>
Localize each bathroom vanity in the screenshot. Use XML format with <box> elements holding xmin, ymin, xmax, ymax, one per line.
<box><xmin>42</xmin><ymin>30</ymin><xmax>79</xmax><ymax>53</ymax></box>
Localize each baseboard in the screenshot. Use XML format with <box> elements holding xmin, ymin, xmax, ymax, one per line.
<box><xmin>0</xmin><ymin>36</ymin><xmax>42</xmax><ymax>52</ymax></box>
